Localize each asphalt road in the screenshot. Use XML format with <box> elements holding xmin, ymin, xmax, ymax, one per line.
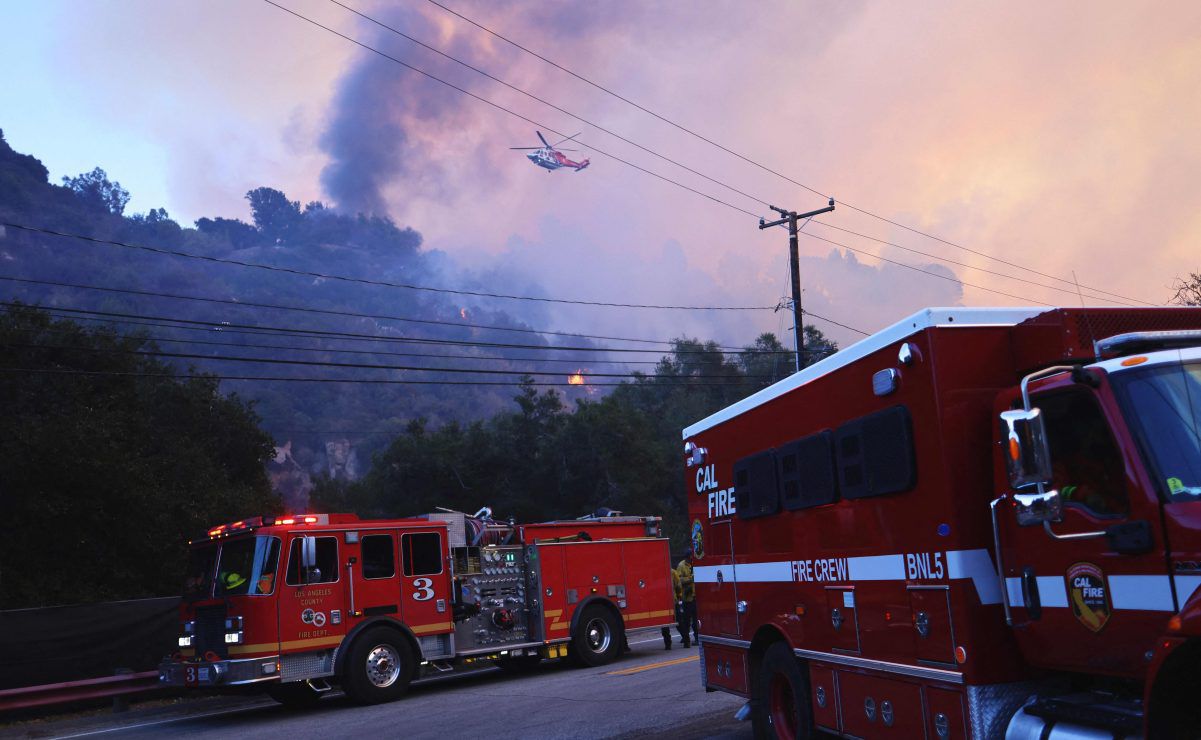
<box><xmin>7</xmin><ymin>635</ymin><xmax>752</xmax><ymax>740</ymax></box>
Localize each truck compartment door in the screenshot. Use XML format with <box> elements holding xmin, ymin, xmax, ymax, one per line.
<box><xmin>823</xmin><ymin>586</ymin><xmax>861</xmax><ymax>653</ymax></box>
<box><xmin>908</xmin><ymin>585</ymin><xmax>955</xmax><ymax>665</ymax></box>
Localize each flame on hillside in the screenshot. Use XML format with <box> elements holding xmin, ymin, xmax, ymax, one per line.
<box><xmin>459</xmin><ymin>307</ymin><xmax>468</xmax><ymax>319</ymax></box>
<box><xmin>567</xmin><ymin>370</ymin><xmax>586</xmax><ymax>386</ymax></box>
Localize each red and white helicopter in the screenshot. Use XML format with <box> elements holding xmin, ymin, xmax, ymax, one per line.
<box><xmin>511</xmin><ymin>131</ymin><xmax>590</xmax><ymax>172</ymax></box>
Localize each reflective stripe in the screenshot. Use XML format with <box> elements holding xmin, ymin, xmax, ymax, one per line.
<box><xmin>1174</xmin><ymin>575</ymin><xmax>1201</xmax><ymax>604</ymax></box>
<box><xmin>847</xmin><ymin>554</ymin><xmax>905</xmax><ymax>581</ymax></box>
<box><xmin>1005</xmin><ymin>577</ymin><xmax>1068</xmax><ymax>608</ymax></box>
<box><xmin>1109</xmin><ymin>575</ymin><xmax>1175</xmax><ymax>611</ymax></box>
<box><xmin>732</xmin><ymin>561</ymin><xmax>792</xmax><ymax>582</ymax></box>
<box><xmin>945</xmin><ymin>549</ymin><xmax>1002</xmax><ymax>605</ymax></box>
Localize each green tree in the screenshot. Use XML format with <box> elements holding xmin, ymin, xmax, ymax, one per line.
<box><xmin>245</xmin><ymin>187</ymin><xmax>302</xmax><ymax>244</ymax></box>
<box><xmin>0</xmin><ymin>306</ymin><xmax>279</xmax><ymax>607</ymax></box>
<box><xmin>61</xmin><ymin>167</ymin><xmax>130</xmax><ymax>215</ymax></box>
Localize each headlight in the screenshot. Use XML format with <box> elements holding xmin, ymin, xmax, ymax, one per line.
<box><xmin>224</xmin><ymin>631</ymin><xmax>243</xmax><ymax>644</ymax></box>
<box><xmin>178</xmin><ymin>635</ymin><xmax>193</xmax><ymax>648</ymax></box>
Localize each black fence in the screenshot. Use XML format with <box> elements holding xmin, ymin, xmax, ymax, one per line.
<box><xmin>0</xmin><ymin>597</ymin><xmax>180</xmax><ymax>690</ymax></box>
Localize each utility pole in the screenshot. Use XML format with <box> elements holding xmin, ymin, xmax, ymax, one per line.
<box><xmin>759</xmin><ymin>198</ymin><xmax>835</xmax><ymax>371</ymax></box>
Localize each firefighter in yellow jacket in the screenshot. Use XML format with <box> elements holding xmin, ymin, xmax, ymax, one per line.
<box><xmin>674</xmin><ymin>553</ymin><xmax>698</xmax><ymax>648</ymax></box>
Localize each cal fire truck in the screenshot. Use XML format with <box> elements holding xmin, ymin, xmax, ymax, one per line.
<box><xmin>683</xmin><ymin>307</ymin><xmax>1201</xmax><ymax>739</ymax></box>
<box><xmin>159</xmin><ymin>509</ymin><xmax>673</xmax><ymax>705</ymax></box>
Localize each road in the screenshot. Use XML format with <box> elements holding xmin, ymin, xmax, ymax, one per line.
<box><xmin>5</xmin><ymin>635</ymin><xmax>752</xmax><ymax>740</ymax></box>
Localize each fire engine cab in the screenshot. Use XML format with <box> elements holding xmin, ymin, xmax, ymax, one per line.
<box><xmin>159</xmin><ymin>509</ymin><xmax>673</xmax><ymax>706</ymax></box>
<box><xmin>683</xmin><ymin>307</ymin><xmax>1201</xmax><ymax>739</ymax></box>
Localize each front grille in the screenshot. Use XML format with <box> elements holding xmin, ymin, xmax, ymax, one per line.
<box><xmin>194</xmin><ymin>605</ymin><xmax>228</xmax><ymax>658</ymax></box>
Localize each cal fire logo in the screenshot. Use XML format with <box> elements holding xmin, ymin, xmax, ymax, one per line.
<box><xmin>1066</xmin><ymin>562</ymin><xmax>1110</xmax><ymax>632</ymax></box>
<box><xmin>696</xmin><ymin>464</ymin><xmax>736</xmax><ymax>518</ymax></box>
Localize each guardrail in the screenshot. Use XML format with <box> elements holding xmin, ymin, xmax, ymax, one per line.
<box><xmin>0</xmin><ymin>670</ymin><xmax>162</xmax><ymax>712</ymax></box>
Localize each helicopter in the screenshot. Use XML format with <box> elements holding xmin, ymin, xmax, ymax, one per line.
<box><xmin>511</xmin><ymin>131</ymin><xmax>590</xmax><ymax>172</ymax></box>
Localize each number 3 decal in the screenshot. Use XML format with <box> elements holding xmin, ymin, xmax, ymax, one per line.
<box><xmin>412</xmin><ymin>577</ymin><xmax>434</xmax><ymax>601</ymax></box>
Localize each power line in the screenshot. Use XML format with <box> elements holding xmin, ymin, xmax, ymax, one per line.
<box><xmin>247</xmin><ymin>7</ymin><xmax>1141</xmax><ymax>315</ymax></box>
<box><xmin>3</xmin><ymin>220</ymin><xmax>776</xmax><ymax>311</ymax></box>
<box><xmin>0</xmin><ymin>274</ymin><xmax>742</xmax><ymax>349</ymax></box>
<box><xmin>0</xmin><ymin>223</ymin><xmax>867</xmax><ymax>334</ymax></box>
<box><xmin>0</xmin><ymin>366</ymin><xmax>764</xmax><ymax>388</ymax></box>
<box><xmin>5</xmin><ymin>321</ymin><xmax>680</xmax><ymax>366</ymax></box>
<box><xmin>806</xmin><ymin>221</ymin><xmax>1147</xmax><ymax>307</ymax></box>
<box><xmin>797</xmin><ymin>230</ymin><xmax>1053</xmax><ymax>306</ymax></box>
<box><xmin>2</xmin><ymin>302</ymin><xmax>830</xmax><ymax>356</ymax></box>
<box><xmin>328</xmin><ymin>0</ymin><xmax>772</xmax><ymax>212</ymax></box>
<box><xmin>257</xmin><ymin>0</ymin><xmax>765</xmax><ymax>223</ymax></box>
<box><xmin>5</xmin><ymin>341</ymin><xmax>777</xmax><ymax>380</ymax></box>
<box><xmin>423</xmin><ymin>0</ymin><xmax>1152</xmax><ymax>307</ymax></box>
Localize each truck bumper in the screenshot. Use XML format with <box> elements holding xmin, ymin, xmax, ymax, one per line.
<box><xmin>159</xmin><ymin>656</ymin><xmax>281</xmax><ymax>687</ymax></box>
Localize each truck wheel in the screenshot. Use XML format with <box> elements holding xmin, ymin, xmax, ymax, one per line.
<box><xmin>266</xmin><ymin>681</ymin><xmax>322</xmax><ymax>708</ymax></box>
<box><xmin>495</xmin><ymin>654</ymin><xmax>542</xmax><ymax>673</ymax></box>
<box><xmin>752</xmin><ymin>642</ymin><xmax>814</xmax><ymax>740</ymax></box>
<box><xmin>571</xmin><ymin>605</ymin><xmax>623</xmax><ymax>667</ymax></box>
<box><xmin>341</xmin><ymin>627</ymin><xmax>414</xmax><ymax>705</ymax></box>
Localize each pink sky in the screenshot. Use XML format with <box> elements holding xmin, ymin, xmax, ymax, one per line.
<box><xmin>4</xmin><ymin>0</ymin><xmax>1200</xmax><ymax>348</ymax></box>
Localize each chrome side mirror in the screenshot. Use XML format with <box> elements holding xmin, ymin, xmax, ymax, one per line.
<box><xmin>1015</xmin><ymin>489</ymin><xmax>1062</xmax><ymax>526</ymax></box>
<box><xmin>1000</xmin><ymin>408</ymin><xmax>1052</xmax><ymax>489</ymax></box>
<box><xmin>301</xmin><ymin>536</ymin><xmax>317</xmax><ymax>568</ymax></box>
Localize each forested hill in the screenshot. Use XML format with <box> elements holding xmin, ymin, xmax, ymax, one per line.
<box><xmin>0</xmin><ymin>131</ymin><xmax>843</xmax><ymax>603</ymax></box>
<box><xmin>0</xmin><ymin>130</ymin><xmax>632</xmax><ymax>495</ymax></box>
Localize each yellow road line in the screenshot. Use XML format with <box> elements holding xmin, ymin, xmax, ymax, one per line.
<box><xmin>606</xmin><ymin>655</ymin><xmax>698</xmax><ymax>675</ymax></box>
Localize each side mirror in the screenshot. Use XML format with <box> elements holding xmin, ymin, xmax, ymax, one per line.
<box><xmin>301</xmin><ymin>536</ymin><xmax>317</xmax><ymax>568</ymax></box>
<box><xmin>1000</xmin><ymin>408</ymin><xmax>1053</xmax><ymax>489</ymax></box>
<box><xmin>1014</xmin><ymin>489</ymin><xmax>1062</xmax><ymax>526</ymax></box>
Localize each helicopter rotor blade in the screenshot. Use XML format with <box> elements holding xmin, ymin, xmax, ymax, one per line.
<box><xmin>536</xmin><ymin>131</ymin><xmax>551</xmax><ymax>148</ymax></box>
<box><xmin>510</xmin><ymin>147</ymin><xmax>542</xmax><ymax>150</ymax></box>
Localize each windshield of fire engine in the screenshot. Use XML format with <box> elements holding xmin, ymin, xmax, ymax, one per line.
<box><xmin>184</xmin><ymin>536</ymin><xmax>281</xmax><ymax>599</ymax></box>
<box><xmin>1119</xmin><ymin>360</ymin><xmax>1201</xmax><ymax>501</ymax></box>
<box><xmin>216</xmin><ymin>536</ymin><xmax>281</xmax><ymax>596</ymax></box>
<box><xmin>183</xmin><ymin>544</ymin><xmax>218</xmax><ymax>599</ymax></box>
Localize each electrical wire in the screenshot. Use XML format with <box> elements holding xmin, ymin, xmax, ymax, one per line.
<box><xmin>3</xmin><ymin>220</ymin><xmax>775</xmax><ymax>311</ymax></box>
<box><xmin>0</xmin><ymin>223</ymin><xmax>868</xmax><ymax>334</ymax></box>
<box><xmin>2</xmin><ymin>302</ymin><xmax>835</xmax><ymax>355</ymax></box>
<box><xmin>248</xmin><ymin>6</ymin><xmax>1145</xmax><ymax>313</ymax></box>
<box><xmin>0</xmin><ymin>366</ymin><xmax>768</xmax><ymax>387</ymax></box>
<box><xmin>422</xmin><ymin>0</ymin><xmax>1153</xmax><ymax>307</ymax></box>
<box><xmin>4</xmin><ymin>340</ymin><xmax>777</xmax><ymax>379</ymax></box>
<box><xmin>257</xmin><ymin>0</ymin><xmax>764</xmax><ymax>223</ymax></box>
<box><xmin>0</xmin><ymin>274</ymin><xmax>755</xmax><ymax>349</ymax></box>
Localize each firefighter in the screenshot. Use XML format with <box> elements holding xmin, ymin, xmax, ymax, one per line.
<box><xmin>221</xmin><ymin>571</ymin><xmax>246</xmax><ymax>592</ymax></box>
<box><xmin>674</xmin><ymin>552</ymin><xmax>698</xmax><ymax>648</ymax></box>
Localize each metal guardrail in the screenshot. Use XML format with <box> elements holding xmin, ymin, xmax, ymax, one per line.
<box><xmin>0</xmin><ymin>670</ymin><xmax>162</xmax><ymax>712</ymax></box>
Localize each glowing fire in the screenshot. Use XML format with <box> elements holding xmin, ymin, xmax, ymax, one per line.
<box><xmin>567</xmin><ymin>370</ymin><xmax>586</xmax><ymax>386</ymax></box>
<box><xmin>460</xmin><ymin>308</ymin><xmax>468</xmax><ymax>319</ymax></box>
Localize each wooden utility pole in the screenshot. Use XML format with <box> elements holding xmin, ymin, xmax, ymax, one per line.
<box><xmin>759</xmin><ymin>198</ymin><xmax>835</xmax><ymax>371</ymax></box>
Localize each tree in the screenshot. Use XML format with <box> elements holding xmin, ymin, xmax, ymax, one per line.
<box><xmin>1171</xmin><ymin>272</ymin><xmax>1201</xmax><ymax>306</ymax></box>
<box><xmin>0</xmin><ymin>306</ymin><xmax>279</xmax><ymax>607</ymax></box>
<box><xmin>61</xmin><ymin>167</ymin><xmax>130</xmax><ymax>215</ymax></box>
<box><xmin>245</xmin><ymin>187</ymin><xmax>302</xmax><ymax>244</ymax></box>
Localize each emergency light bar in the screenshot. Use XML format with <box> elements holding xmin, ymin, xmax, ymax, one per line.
<box><xmin>1094</xmin><ymin>329</ymin><xmax>1201</xmax><ymax>359</ymax></box>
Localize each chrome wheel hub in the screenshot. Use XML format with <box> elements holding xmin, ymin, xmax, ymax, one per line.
<box><xmin>365</xmin><ymin>644</ymin><xmax>401</xmax><ymax>688</ymax></box>
<box><xmin>585</xmin><ymin>617</ymin><xmax>611</xmax><ymax>653</ymax></box>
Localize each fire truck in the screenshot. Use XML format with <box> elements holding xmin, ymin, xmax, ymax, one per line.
<box><xmin>682</xmin><ymin>307</ymin><xmax>1201</xmax><ymax>739</ymax></box>
<box><xmin>158</xmin><ymin>509</ymin><xmax>673</xmax><ymax>706</ymax></box>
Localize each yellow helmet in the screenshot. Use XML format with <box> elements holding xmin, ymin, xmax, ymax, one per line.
<box><xmin>223</xmin><ymin>572</ymin><xmax>246</xmax><ymax>589</ymax></box>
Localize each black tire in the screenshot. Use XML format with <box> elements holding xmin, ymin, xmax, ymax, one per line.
<box><xmin>495</xmin><ymin>654</ymin><xmax>542</xmax><ymax>673</ymax></box>
<box><xmin>751</xmin><ymin>642</ymin><xmax>814</xmax><ymax>740</ymax></box>
<box><xmin>266</xmin><ymin>681</ymin><xmax>322</xmax><ymax>708</ymax></box>
<box><xmin>570</xmin><ymin>605</ymin><xmax>623</xmax><ymax>667</ymax></box>
<box><xmin>341</xmin><ymin>626</ymin><xmax>414</xmax><ymax>705</ymax></box>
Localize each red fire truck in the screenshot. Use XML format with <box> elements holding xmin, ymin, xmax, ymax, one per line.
<box><xmin>683</xmin><ymin>307</ymin><xmax>1201</xmax><ymax>739</ymax></box>
<box><xmin>159</xmin><ymin>509</ymin><xmax>673</xmax><ymax>705</ymax></box>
